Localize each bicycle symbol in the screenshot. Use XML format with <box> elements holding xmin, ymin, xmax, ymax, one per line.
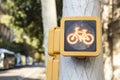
<box><xmin>67</xmin><ymin>26</ymin><xmax>94</xmax><ymax>45</ymax></box>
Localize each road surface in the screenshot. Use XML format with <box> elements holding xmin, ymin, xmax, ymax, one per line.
<box><xmin>0</xmin><ymin>64</ymin><xmax>46</xmax><ymax>80</ymax></box>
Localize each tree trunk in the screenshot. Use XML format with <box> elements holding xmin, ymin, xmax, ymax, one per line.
<box><xmin>102</xmin><ymin>0</ymin><xmax>113</xmax><ymax>79</ymax></box>
<box><xmin>102</xmin><ymin>0</ymin><xmax>120</xmax><ymax>80</ymax></box>
<box><xmin>41</xmin><ymin>0</ymin><xmax>57</xmax><ymax>65</ymax></box>
<box><xmin>109</xmin><ymin>0</ymin><xmax>120</xmax><ymax>79</ymax></box>
<box><xmin>60</xmin><ymin>0</ymin><xmax>104</xmax><ymax>80</ymax></box>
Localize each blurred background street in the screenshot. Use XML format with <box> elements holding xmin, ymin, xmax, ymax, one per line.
<box><xmin>0</xmin><ymin>63</ymin><xmax>45</xmax><ymax>80</ymax></box>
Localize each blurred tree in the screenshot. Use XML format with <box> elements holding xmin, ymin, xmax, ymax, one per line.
<box><xmin>1</xmin><ymin>0</ymin><xmax>43</xmax><ymax>52</ymax></box>
<box><xmin>0</xmin><ymin>38</ymin><xmax>35</xmax><ymax>56</ymax></box>
<box><xmin>102</xmin><ymin>0</ymin><xmax>120</xmax><ymax>80</ymax></box>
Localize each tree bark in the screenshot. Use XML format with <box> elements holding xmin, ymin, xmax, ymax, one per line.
<box><xmin>102</xmin><ymin>0</ymin><xmax>120</xmax><ymax>80</ymax></box>
<box><xmin>60</xmin><ymin>0</ymin><xmax>104</xmax><ymax>80</ymax></box>
<box><xmin>41</xmin><ymin>0</ymin><xmax>57</xmax><ymax>65</ymax></box>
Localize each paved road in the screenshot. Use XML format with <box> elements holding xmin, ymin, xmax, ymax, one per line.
<box><xmin>0</xmin><ymin>64</ymin><xmax>46</xmax><ymax>80</ymax></box>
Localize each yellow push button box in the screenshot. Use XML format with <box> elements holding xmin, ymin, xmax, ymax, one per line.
<box><xmin>48</xmin><ymin>27</ymin><xmax>60</xmax><ymax>56</ymax></box>
<box><xmin>48</xmin><ymin>28</ymin><xmax>54</xmax><ymax>56</ymax></box>
<box><xmin>53</xmin><ymin>27</ymin><xmax>60</xmax><ymax>54</ymax></box>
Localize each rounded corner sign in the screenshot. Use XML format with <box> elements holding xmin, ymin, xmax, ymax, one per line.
<box><xmin>60</xmin><ymin>17</ymin><xmax>101</xmax><ymax>56</ymax></box>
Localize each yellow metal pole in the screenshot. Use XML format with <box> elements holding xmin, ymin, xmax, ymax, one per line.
<box><xmin>46</xmin><ymin>57</ymin><xmax>54</xmax><ymax>80</ymax></box>
<box><xmin>52</xmin><ymin>54</ymin><xmax>60</xmax><ymax>80</ymax></box>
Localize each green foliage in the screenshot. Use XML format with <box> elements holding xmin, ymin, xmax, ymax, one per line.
<box><xmin>0</xmin><ymin>38</ymin><xmax>35</xmax><ymax>56</ymax></box>
<box><xmin>0</xmin><ymin>38</ymin><xmax>20</xmax><ymax>53</ymax></box>
<box><xmin>1</xmin><ymin>0</ymin><xmax>43</xmax><ymax>52</ymax></box>
<box><xmin>0</xmin><ymin>0</ymin><xmax>63</xmax><ymax>56</ymax></box>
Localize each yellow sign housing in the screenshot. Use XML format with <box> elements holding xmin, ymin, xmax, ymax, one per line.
<box><xmin>60</xmin><ymin>16</ymin><xmax>101</xmax><ymax>57</ymax></box>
